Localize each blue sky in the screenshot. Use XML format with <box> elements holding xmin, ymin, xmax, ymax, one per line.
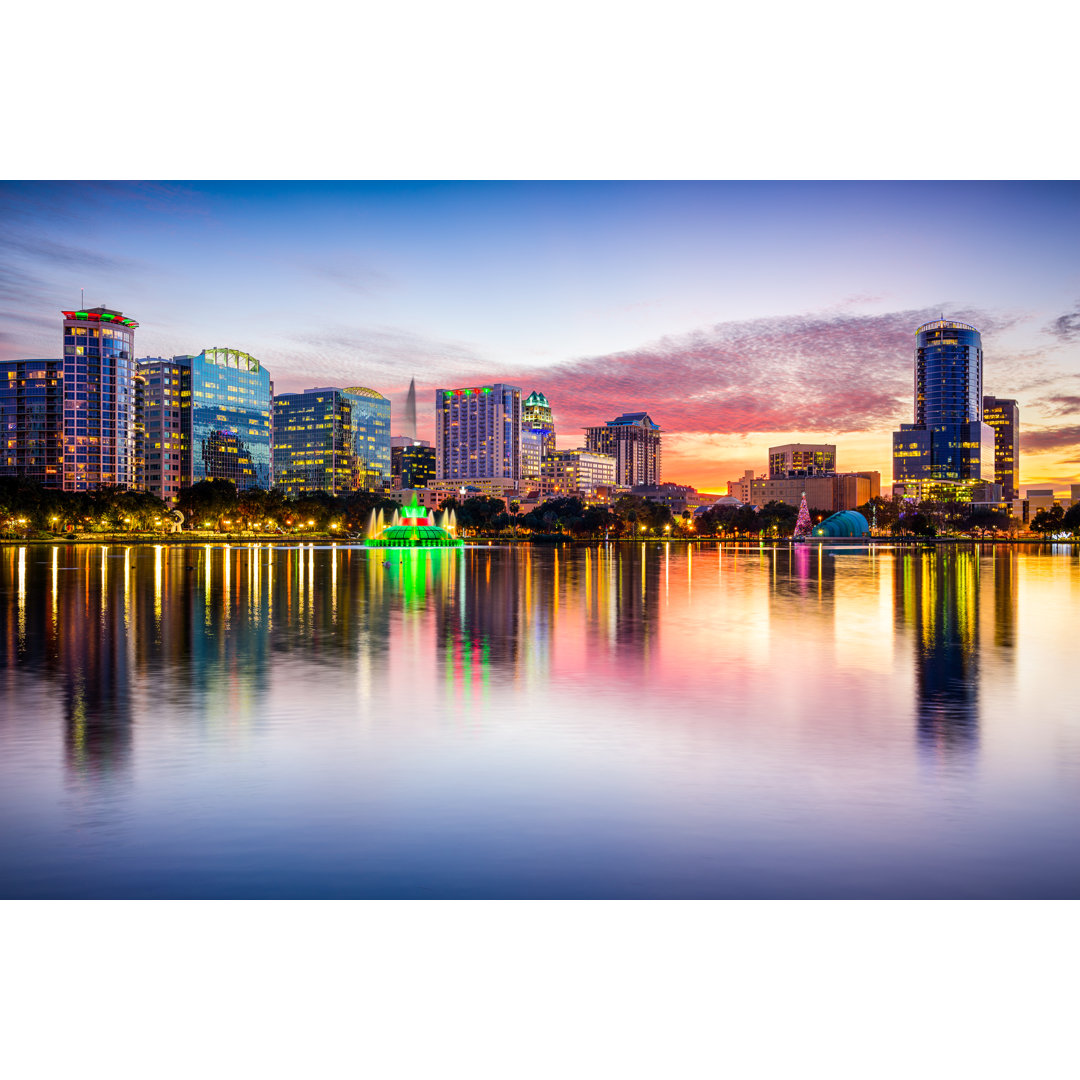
<box><xmin>3</xmin><ymin>180</ymin><xmax>1078</xmax><ymax>489</ymax></box>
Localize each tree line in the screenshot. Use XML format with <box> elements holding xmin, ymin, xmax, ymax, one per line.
<box><xmin>4</xmin><ymin>476</ymin><xmax>1079</xmax><ymax>540</ymax></box>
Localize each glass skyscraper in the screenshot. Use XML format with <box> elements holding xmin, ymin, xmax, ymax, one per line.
<box><xmin>892</xmin><ymin>319</ymin><xmax>995</xmax><ymax>496</ymax></box>
<box><xmin>272</xmin><ymin>386</ymin><xmax>391</xmax><ymax>496</ymax></box>
<box><xmin>61</xmin><ymin>307</ymin><xmax>138</xmax><ymax>490</ymax></box>
<box><xmin>189</xmin><ymin>348</ymin><xmax>272</xmax><ymax>490</ymax></box>
<box><xmin>0</xmin><ymin>359</ymin><xmax>65</xmax><ymax>485</ymax></box>
<box><xmin>982</xmin><ymin>396</ymin><xmax>1020</xmax><ymax>502</ymax></box>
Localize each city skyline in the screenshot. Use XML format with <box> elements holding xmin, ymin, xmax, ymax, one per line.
<box><xmin>2</xmin><ymin>180</ymin><xmax>1079</xmax><ymax>491</ymax></box>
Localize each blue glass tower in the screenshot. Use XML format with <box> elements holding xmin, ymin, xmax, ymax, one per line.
<box><xmin>188</xmin><ymin>348</ymin><xmax>272</xmax><ymax>490</ymax></box>
<box><xmin>892</xmin><ymin>319</ymin><xmax>995</xmax><ymax>496</ymax></box>
<box><xmin>272</xmin><ymin>386</ymin><xmax>390</xmax><ymax>495</ymax></box>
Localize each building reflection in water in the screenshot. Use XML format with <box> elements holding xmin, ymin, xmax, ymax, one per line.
<box><xmin>895</xmin><ymin>549</ymin><xmax>981</xmax><ymax>761</ymax></box>
<box><xmin>60</xmin><ymin>545</ymin><xmax>135</xmax><ymax>777</ymax></box>
<box><xmin>422</xmin><ymin>542</ymin><xmax>666</xmax><ymax>700</ymax></box>
<box><xmin>992</xmin><ymin>546</ymin><xmax>1018</xmax><ymax>652</ymax></box>
<box><xmin>436</xmin><ymin>546</ymin><xmax>519</xmax><ymax>680</ymax></box>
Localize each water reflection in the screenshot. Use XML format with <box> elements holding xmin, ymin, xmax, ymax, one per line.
<box><xmin>0</xmin><ymin>541</ymin><xmax>1030</xmax><ymax>776</ymax></box>
<box><xmin>1</xmin><ymin>541</ymin><xmax>1077</xmax><ymax>898</ymax></box>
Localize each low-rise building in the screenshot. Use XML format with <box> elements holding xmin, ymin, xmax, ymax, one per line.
<box><xmin>390</xmin><ymin>436</ymin><xmax>436</xmax><ymax>490</ymax></box>
<box><xmin>768</xmin><ymin>443</ymin><xmax>836</xmax><ymax>478</ymax></box>
<box><xmin>631</xmin><ymin>483</ymin><xmax>701</xmax><ymax>515</ymax></box>
<box><xmin>728</xmin><ymin>469</ymin><xmax>880</xmax><ymax>512</ymax></box>
<box><xmin>543</xmin><ymin>448</ymin><xmax>617</xmax><ymax>496</ymax></box>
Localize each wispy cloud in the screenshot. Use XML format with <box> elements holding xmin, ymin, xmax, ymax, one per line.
<box><xmin>1020</xmin><ymin>424</ymin><xmax>1080</xmax><ymax>453</ymax></box>
<box><xmin>1034</xmin><ymin>394</ymin><xmax>1080</xmax><ymax>417</ymax></box>
<box><xmin>510</xmin><ymin>306</ymin><xmax>1016</xmax><ymax>439</ymax></box>
<box><xmin>1047</xmin><ymin>302</ymin><xmax>1080</xmax><ymax>342</ymax></box>
<box><xmin>297</xmin><ymin>255</ymin><xmax>395</xmax><ymax>296</ymax></box>
<box><xmin>267</xmin><ymin>324</ymin><xmax>487</xmax><ymax>394</ymax></box>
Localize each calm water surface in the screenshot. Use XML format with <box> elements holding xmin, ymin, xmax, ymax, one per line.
<box><xmin>1</xmin><ymin>540</ymin><xmax>1078</xmax><ymax>898</ymax></box>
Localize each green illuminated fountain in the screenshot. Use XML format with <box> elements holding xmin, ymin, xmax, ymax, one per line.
<box><xmin>365</xmin><ymin>497</ymin><xmax>463</xmax><ymax>549</ymax></box>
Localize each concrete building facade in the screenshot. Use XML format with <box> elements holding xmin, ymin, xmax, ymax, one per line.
<box><xmin>982</xmin><ymin>396</ymin><xmax>1020</xmax><ymax>502</ymax></box>
<box><xmin>435</xmin><ymin>383</ymin><xmax>522</xmax><ymax>486</ymax></box>
<box><xmin>584</xmin><ymin>412</ymin><xmax>661</xmax><ymax>487</ymax></box>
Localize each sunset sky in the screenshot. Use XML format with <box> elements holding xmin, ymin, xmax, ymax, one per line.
<box><xmin>2</xmin><ymin>180</ymin><xmax>1078</xmax><ymax>493</ymax></box>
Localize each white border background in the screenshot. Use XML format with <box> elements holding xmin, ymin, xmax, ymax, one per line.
<box><xmin>3</xmin><ymin>2</ymin><xmax>1076</xmax><ymax>1077</ymax></box>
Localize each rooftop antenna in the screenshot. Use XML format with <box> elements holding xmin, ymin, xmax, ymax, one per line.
<box><xmin>80</xmin><ymin>288</ymin><xmax>84</xmax><ymax>309</ymax></box>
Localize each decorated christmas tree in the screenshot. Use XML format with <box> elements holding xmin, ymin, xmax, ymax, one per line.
<box><xmin>794</xmin><ymin>492</ymin><xmax>812</xmax><ymax>538</ymax></box>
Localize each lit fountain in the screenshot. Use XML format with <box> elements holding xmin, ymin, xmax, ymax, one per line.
<box><xmin>365</xmin><ymin>497</ymin><xmax>463</xmax><ymax>549</ymax></box>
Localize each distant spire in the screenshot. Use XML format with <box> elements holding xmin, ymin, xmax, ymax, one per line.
<box><xmin>405</xmin><ymin>376</ymin><xmax>417</xmax><ymax>441</ymax></box>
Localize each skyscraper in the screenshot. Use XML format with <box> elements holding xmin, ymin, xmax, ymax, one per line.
<box><xmin>521</xmin><ymin>389</ymin><xmax>556</xmax><ymax>485</ymax></box>
<box><xmin>0</xmin><ymin>359</ymin><xmax>65</xmax><ymax>485</ymax></box>
<box><xmin>189</xmin><ymin>348</ymin><xmax>273</xmax><ymax>490</ymax></box>
<box><xmin>273</xmin><ymin>386</ymin><xmax>391</xmax><ymax>496</ymax></box>
<box><xmin>584</xmin><ymin>412</ymin><xmax>662</xmax><ymax>487</ymax></box>
<box><xmin>892</xmin><ymin>319</ymin><xmax>995</xmax><ymax>497</ymax></box>
<box><xmin>402</xmin><ymin>377</ymin><xmax>418</xmax><ymax>441</ymax></box>
<box><xmin>982</xmin><ymin>396</ymin><xmax>1020</xmax><ymax>502</ymax></box>
<box><xmin>138</xmin><ymin>356</ymin><xmax>192</xmax><ymax>503</ymax></box>
<box><xmin>523</xmin><ymin>390</ymin><xmax>556</xmax><ymax>451</ymax></box>
<box><xmin>342</xmin><ymin>386</ymin><xmax>392</xmax><ymax>489</ymax></box>
<box><xmin>435</xmin><ymin>383</ymin><xmax>522</xmax><ymax>486</ymax></box>
<box><xmin>62</xmin><ymin>306</ymin><xmax>139</xmax><ymax>490</ymax></box>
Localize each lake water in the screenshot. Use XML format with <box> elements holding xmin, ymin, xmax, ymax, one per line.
<box><xmin>1</xmin><ymin>540</ymin><xmax>1078</xmax><ymax>898</ymax></box>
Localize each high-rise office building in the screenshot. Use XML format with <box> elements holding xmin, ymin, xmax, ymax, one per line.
<box><xmin>133</xmin><ymin>368</ymin><xmax>147</xmax><ymax>492</ymax></box>
<box><xmin>523</xmin><ymin>390</ymin><xmax>556</xmax><ymax>452</ymax></box>
<box><xmin>521</xmin><ymin>390</ymin><xmax>556</xmax><ymax>484</ymax></box>
<box><xmin>272</xmin><ymin>386</ymin><xmax>391</xmax><ymax>496</ymax></box>
<box><xmin>62</xmin><ymin>306</ymin><xmax>139</xmax><ymax>490</ymax></box>
<box><xmin>341</xmin><ymin>386</ymin><xmax>391</xmax><ymax>489</ymax></box>
<box><xmin>892</xmin><ymin>319</ymin><xmax>995</xmax><ymax>497</ymax></box>
<box><xmin>189</xmin><ymin>348</ymin><xmax>273</xmax><ymax>490</ymax></box>
<box><xmin>982</xmin><ymin>396</ymin><xmax>1020</xmax><ymax>502</ymax></box>
<box><xmin>584</xmin><ymin>411</ymin><xmax>662</xmax><ymax>487</ymax></box>
<box><xmin>138</xmin><ymin>357</ymin><xmax>192</xmax><ymax>503</ymax></box>
<box><xmin>435</xmin><ymin>383</ymin><xmax>522</xmax><ymax>486</ymax></box>
<box><xmin>0</xmin><ymin>359</ymin><xmax>65</xmax><ymax>485</ymax></box>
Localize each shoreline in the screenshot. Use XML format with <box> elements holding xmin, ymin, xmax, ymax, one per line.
<box><xmin>1</xmin><ymin>534</ymin><xmax>1076</xmax><ymax>548</ymax></box>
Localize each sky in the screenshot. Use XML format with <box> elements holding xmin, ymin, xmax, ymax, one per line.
<box><xmin>2</xmin><ymin>179</ymin><xmax>1079</xmax><ymax>493</ymax></box>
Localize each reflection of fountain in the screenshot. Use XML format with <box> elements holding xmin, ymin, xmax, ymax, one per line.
<box><xmin>366</xmin><ymin>498</ymin><xmax>464</xmax><ymax>549</ymax></box>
